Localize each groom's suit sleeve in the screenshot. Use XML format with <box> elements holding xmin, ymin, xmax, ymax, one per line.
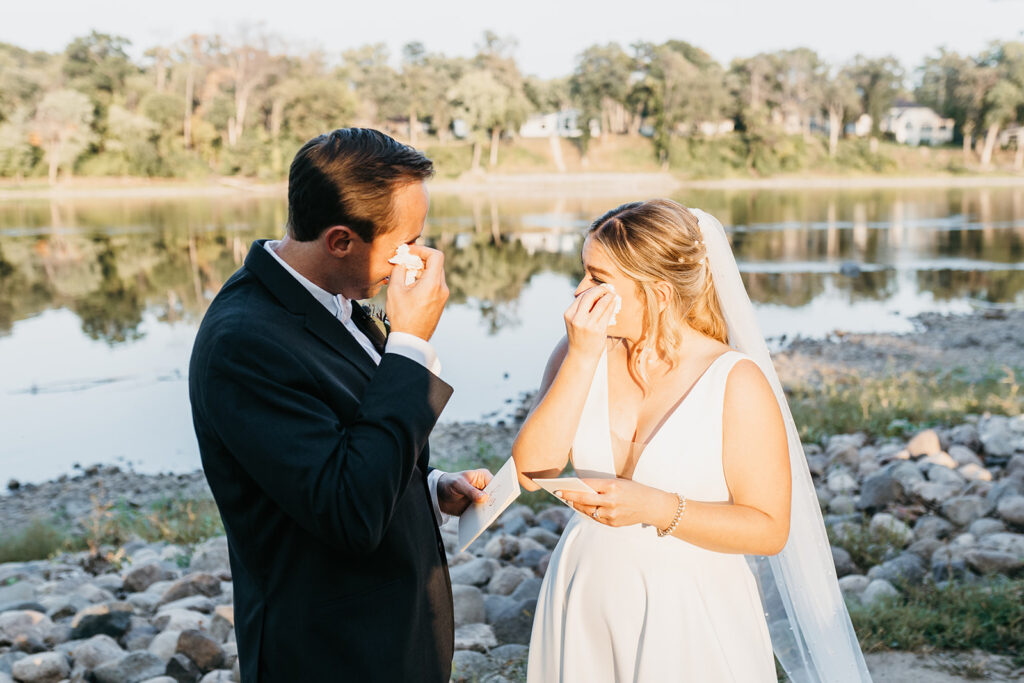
<box><xmin>196</xmin><ymin>329</ymin><xmax>452</xmax><ymax>555</ymax></box>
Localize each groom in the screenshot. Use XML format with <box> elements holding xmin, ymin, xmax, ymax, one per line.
<box><xmin>189</xmin><ymin>128</ymin><xmax>490</xmax><ymax>682</ymax></box>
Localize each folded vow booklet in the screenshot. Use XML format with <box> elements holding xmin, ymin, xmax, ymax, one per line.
<box><xmin>457</xmin><ymin>457</ymin><xmax>521</xmax><ymax>552</ymax></box>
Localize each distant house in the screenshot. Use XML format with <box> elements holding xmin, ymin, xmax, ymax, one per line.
<box><xmin>844</xmin><ymin>113</ymin><xmax>873</xmax><ymax>138</ymax></box>
<box><xmin>520</xmin><ymin>110</ymin><xmax>597</xmax><ymax>138</ymax></box>
<box><xmin>998</xmin><ymin>125</ymin><xmax>1023</xmax><ymax>148</ymax></box>
<box><xmin>880</xmin><ymin>102</ymin><xmax>955</xmax><ymax>146</ymax></box>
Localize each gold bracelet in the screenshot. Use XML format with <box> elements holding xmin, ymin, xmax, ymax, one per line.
<box><xmin>657</xmin><ymin>493</ymin><xmax>686</xmax><ymax>537</ymax></box>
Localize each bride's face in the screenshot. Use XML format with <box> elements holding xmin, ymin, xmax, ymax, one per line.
<box><xmin>575</xmin><ymin>237</ymin><xmax>644</xmax><ymax>341</ymax></box>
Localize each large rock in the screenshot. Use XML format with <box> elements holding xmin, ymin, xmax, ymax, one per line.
<box><xmin>450</xmin><ymin>650</ymin><xmax>491</xmax><ymax>683</ymax></box>
<box><xmin>152</xmin><ymin>610</ymin><xmax>208</xmax><ymax>633</ymax></box>
<box><xmin>449</xmin><ymin>559</ymin><xmax>497</xmax><ymax>587</ymax></box>
<box><xmin>913</xmin><ymin>482</ymin><xmax>963</xmax><ymax>505</ymax></box>
<box><xmin>888</xmin><ymin>462</ymin><xmax>925</xmax><ymax>491</ymax></box>
<box><xmin>0</xmin><ymin>611</ymin><xmax>52</xmax><ymax>645</ymax></box>
<box><xmin>148</xmin><ymin>630</ymin><xmax>182</xmax><ymax>663</ymax></box>
<box><xmin>67</xmin><ymin>634</ymin><xmax>124</xmax><ymax>671</ymax></box>
<box><xmin>188</xmin><ymin>538</ymin><xmax>230</xmax><ymax>574</ymax></box>
<box><xmin>914</xmin><ymin>515</ymin><xmax>953</xmax><ymax>541</ymax></box>
<box><xmin>907</xmin><ymin>429</ymin><xmax>942</xmax><ymax>457</ymax></box>
<box><xmin>453</xmin><ymin>623</ymin><xmax>497</xmax><ymax>653</ymax></box>
<box><xmin>869</xmin><ymin>513</ymin><xmax>913</xmax><ymax>547</ymax></box>
<box><xmin>176</xmin><ymin>630</ymin><xmax>225</xmax><ymax>673</ymax></box>
<box><xmin>164</xmin><ymin>652</ymin><xmax>201</xmax><ymax>682</ymax></box>
<box><xmin>535</xmin><ymin>508</ymin><xmax>571</xmax><ymax>534</ymax></box>
<box><xmin>490</xmin><ymin>598</ymin><xmax>536</xmax><ymax>645</ymax></box>
<box><xmin>0</xmin><ymin>583</ymin><xmax>35</xmax><ymax>606</ymax></box>
<box><xmin>452</xmin><ymin>585</ymin><xmax>485</xmax><ymax>628</ymax></box>
<box><xmin>482</xmin><ymin>536</ymin><xmax>520</xmax><ymax>562</ymax></box>
<box><xmin>949</xmin><ymin>424</ymin><xmax>981</xmax><ymax>451</ymax></box>
<box><xmin>996</xmin><ymin>495</ymin><xmax>1024</xmax><ymax>526</ymax></box>
<box><xmin>487</xmin><ymin>567</ymin><xmax>529</xmax><ymax>597</ymax></box>
<box><xmin>523</xmin><ymin>527</ymin><xmax>560</xmax><ymax>550</ymax></box>
<box><xmin>861</xmin><ymin>579</ymin><xmax>900</xmax><ymax>607</ymax></box>
<box><xmin>10</xmin><ymin>652</ymin><xmax>69</xmax><ymax>683</ymax></box>
<box><xmin>857</xmin><ymin>471</ymin><xmax>903</xmax><ymax>511</ymax></box>
<box><xmin>925</xmin><ymin>464</ymin><xmax>965</xmax><ymax>486</ymax></box>
<box><xmin>208</xmin><ymin>607</ymin><xmax>233</xmax><ymax>645</ymax></box>
<box><xmin>70</xmin><ymin>602</ymin><xmax>134</xmax><ymax>640</ymax></box>
<box><xmin>930</xmin><ymin>544</ymin><xmax>972</xmax><ymax>582</ymax></box>
<box><xmin>969</xmin><ymin>518</ymin><xmax>1006</xmax><ymax>537</ymax></box>
<box><xmin>978</xmin><ymin>532</ymin><xmax>1024</xmax><ymax>556</ymax></box>
<box><xmin>964</xmin><ymin>549</ymin><xmax>1024</xmax><ymax>575</ymax></box>
<box><xmin>979</xmin><ymin>415</ymin><xmax>1024</xmax><ymax>457</ymax></box>
<box><xmin>867</xmin><ymin>553</ymin><xmax>927</xmax><ymax>585</ymax></box>
<box><xmin>837</xmin><ymin>575</ymin><xmax>870</xmax><ymax>597</ymax></box>
<box><xmin>123</xmin><ymin>564</ymin><xmax>176</xmax><ymax>594</ymax></box>
<box><xmin>159</xmin><ymin>575</ymin><xmax>221</xmax><ymax>607</ymax></box>
<box><xmin>826</xmin><ymin>468</ymin><xmax>857</xmax><ymax>494</ymax></box>
<box><xmin>948</xmin><ymin>445</ymin><xmax>982</xmax><ymax>467</ymax></box>
<box><xmin>91</xmin><ymin>651</ymin><xmax>167</xmax><ymax>683</ymax></box>
<box><xmin>830</xmin><ymin>546</ymin><xmax>858</xmax><ymax>577</ymax></box>
<box><xmin>940</xmin><ymin>495</ymin><xmax>993</xmax><ymax>527</ymax></box>
<box><xmin>825</xmin><ymin>439</ymin><xmax>860</xmax><ymax>467</ymax></box>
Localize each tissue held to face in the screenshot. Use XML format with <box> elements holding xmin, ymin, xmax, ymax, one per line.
<box><xmin>574</xmin><ymin>237</ymin><xmax>643</xmax><ymax>342</ymax></box>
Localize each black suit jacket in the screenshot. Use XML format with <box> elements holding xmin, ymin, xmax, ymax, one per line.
<box><xmin>189</xmin><ymin>240</ymin><xmax>454</xmax><ymax>682</ymax></box>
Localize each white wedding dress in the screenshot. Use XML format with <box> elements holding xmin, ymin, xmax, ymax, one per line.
<box><xmin>527</xmin><ymin>348</ymin><xmax>776</xmax><ymax>682</ymax></box>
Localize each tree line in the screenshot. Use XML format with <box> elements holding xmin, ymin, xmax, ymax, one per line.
<box><xmin>0</xmin><ymin>29</ymin><xmax>1022</xmax><ymax>183</ymax></box>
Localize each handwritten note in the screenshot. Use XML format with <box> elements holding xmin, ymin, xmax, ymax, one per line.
<box><xmin>458</xmin><ymin>457</ymin><xmax>521</xmax><ymax>552</ymax></box>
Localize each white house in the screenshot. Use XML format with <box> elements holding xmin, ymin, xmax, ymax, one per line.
<box><xmin>520</xmin><ymin>110</ymin><xmax>597</xmax><ymax>138</ymax></box>
<box><xmin>998</xmin><ymin>125</ymin><xmax>1023</xmax><ymax>148</ymax></box>
<box><xmin>880</xmin><ymin>103</ymin><xmax>955</xmax><ymax>146</ymax></box>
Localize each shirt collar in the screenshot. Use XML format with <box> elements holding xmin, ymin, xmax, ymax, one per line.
<box><xmin>264</xmin><ymin>240</ymin><xmax>352</xmax><ymax>322</ymax></box>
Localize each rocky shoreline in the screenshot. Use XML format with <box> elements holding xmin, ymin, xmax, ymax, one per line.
<box><xmin>1</xmin><ymin>309</ymin><xmax>1023</xmax><ymax>682</ymax></box>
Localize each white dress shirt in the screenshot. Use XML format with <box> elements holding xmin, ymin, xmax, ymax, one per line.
<box><xmin>264</xmin><ymin>240</ymin><xmax>451</xmax><ymax>526</ymax></box>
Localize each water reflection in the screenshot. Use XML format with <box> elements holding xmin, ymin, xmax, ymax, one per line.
<box><xmin>0</xmin><ymin>186</ymin><xmax>1023</xmax><ymax>482</ymax></box>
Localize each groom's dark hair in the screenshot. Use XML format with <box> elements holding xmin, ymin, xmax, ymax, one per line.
<box><xmin>287</xmin><ymin>128</ymin><xmax>434</xmax><ymax>243</ymax></box>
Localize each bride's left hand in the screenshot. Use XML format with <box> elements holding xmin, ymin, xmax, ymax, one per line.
<box><xmin>558</xmin><ymin>478</ymin><xmax>667</xmax><ymax>527</ymax></box>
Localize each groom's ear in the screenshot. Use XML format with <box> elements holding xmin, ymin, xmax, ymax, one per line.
<box><xmin>322</xmin><ymin>225</ymin><xmax>363</xmax><ymax>258</ymax></box>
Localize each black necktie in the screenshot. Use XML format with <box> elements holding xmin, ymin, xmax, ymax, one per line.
<box><xmin>350</xmin><ymin>303</ymin><xmax>387</xmax><ymax>357</ymax></box>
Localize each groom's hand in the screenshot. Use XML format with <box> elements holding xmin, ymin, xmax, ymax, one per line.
<box><xmin>438</xmin><ymin>469</ymin><xmax>492</xmax><ymax>516</ymax></box>
<box><xmin>387</xmin><ymin>245</ymin><xmax>449</xmax><ymax>341</ymax></box>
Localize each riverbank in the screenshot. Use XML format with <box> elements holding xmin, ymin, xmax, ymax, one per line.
<box><xmin>2</xmin><ymin>171</ymin><xmax>1024</xmax><ymax>202</ymax></box>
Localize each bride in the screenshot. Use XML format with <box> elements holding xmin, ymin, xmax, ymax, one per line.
<box><xmin>512</xmin><ymin>199</ymin><xmax>871</xmax><ymax>682</ymax></box>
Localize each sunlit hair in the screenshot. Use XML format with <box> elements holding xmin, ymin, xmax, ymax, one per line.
<box><xmin>587</xmin><ymin>198</ymin><xmax>729</xmax><ymax>390</ymax></box>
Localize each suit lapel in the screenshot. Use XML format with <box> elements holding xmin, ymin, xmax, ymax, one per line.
<box><xmin>244</xmin><ymin>240</ymin><xmax>377</xmax><ymax>382</ymax></box>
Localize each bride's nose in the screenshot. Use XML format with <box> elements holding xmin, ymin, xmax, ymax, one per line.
<box><xmin>573</xmin><ymin>279</ymin><xmax>589</xmax><ymax>297</ymax></box>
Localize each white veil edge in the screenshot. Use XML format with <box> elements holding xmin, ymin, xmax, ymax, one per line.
<box><xmin>691</xmin><ymin>208</ymin><xmax>873</xmax><ymax>683</ymax></box>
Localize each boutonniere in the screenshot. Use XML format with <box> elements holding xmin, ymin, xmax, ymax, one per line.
<box><xmin>362</xmin><ymin>304</ymin><xmax>390</xmax><ymax>337</ymax></box>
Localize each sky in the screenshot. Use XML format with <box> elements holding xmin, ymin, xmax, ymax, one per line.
<box><xmin>1</xmin><ymin>0</ymin><xmax>1022</xmax><ymax>79</ymax></box>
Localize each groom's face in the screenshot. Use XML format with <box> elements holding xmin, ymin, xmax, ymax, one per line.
<box><xmin>339</xmin><ymin>181</ymin><xmax>430</xmax><ymax>300</ymax></box>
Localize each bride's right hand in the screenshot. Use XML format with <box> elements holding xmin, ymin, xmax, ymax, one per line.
<box><xmin>563</xmin><ymin>286</ymin><xmax>616</xmax><ymax>358</ymax></box>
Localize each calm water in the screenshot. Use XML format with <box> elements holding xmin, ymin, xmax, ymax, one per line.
<box><xmin>1</xmin><ymin>186</ymin><xmax>1023</xmax><ymax>483</ymax></box>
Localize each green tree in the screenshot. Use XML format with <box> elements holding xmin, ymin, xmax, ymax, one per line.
<box><xmin>823</xmin><ymin>68</ymin><xmax>861</xmax><ymax>157</ymax></box>
<box><xmin>570</xmin><ymin>43</ymin><xmax>634</xmax><ymax>141</ymax></box>
<box><xmin>845</xmin><ymin>55</ymin><xmax>904</xmax><ymax>137</ymax></box>
<box><xmin>447</xmin><ymin>68</ymin><xmax>508</xmax><ymax>171</ymax></box>
<box><xmin>31</xmin><ymin>89</ymin><xmax>95</xmax><ymax>183</ymax></box>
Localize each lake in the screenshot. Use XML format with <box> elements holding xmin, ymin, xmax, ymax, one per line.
<box><xmin>1</xmin><ymin>185</ymin><xmax>1022</xmax><ymax>483</ymax></box>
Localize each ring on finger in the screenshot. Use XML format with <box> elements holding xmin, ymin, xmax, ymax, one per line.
<box><xmin>591</xmin><ymin>507</ymin><xmax>600</xmax><ymax>520</ymax></box>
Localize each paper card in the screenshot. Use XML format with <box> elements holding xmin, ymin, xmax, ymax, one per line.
<box><xmin>457</xmin><ymin>457</ymin><xmax>521</xmax><ymax>553</ymax></box>
<box><xmin>530</xmin><ymin>476</ymin><xmax>597</xmax><ymax>510</ymax></box>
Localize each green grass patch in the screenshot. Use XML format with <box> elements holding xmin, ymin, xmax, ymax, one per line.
<box><xmin>850</xmin><ymin>578</ymin><xmax>1024</xmax><ymax>665</ymax></box>
<box><xmin>0</xmin><ymin>518</ymin><xmax>69</xmax><ymax>563</ymax></box>
<box><xmin>787</xmin><ymin>366</ymin><xmax>1024</xmax><ymax>442</ymax></box>
<box><xmin>826</xmin><ymin>516</ymin><xmax>909</xmax><ymax>572</ymax></box>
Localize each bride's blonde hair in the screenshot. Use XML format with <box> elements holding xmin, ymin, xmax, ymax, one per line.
<box><xmin>588</xmin><ymin>198</ymin><xmax>729</xmax><ymax>389</ymax></box>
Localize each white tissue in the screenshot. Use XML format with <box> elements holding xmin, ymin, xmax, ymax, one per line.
<box><xmin>602</xmin><ymin>283</ymin><xmax>622</xmax><ymax>325</ymax></box>
<box><xmin>388</xmin><ymin>244</ymin><xmax>424</xmax><ymax>286</ymax></box>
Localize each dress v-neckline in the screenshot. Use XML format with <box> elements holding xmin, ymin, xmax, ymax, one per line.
<box><xmin>602</xmin><ymin>349</ymin><xmax>734</xmax><ymax>479</ymax></box>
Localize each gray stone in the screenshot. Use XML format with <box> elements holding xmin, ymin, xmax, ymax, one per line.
<box><xmin>158</xmin><ymin>596</ymin><xmax>214</xmax><ymax>615</ymax></box>
<box><xmin>164</xmin><ymin>652</ymin><xmax>201</xmax><ymax>683</ymax></box>
<box><xmin>449</xmin><ymin>558</ymin><xmax>497</xmax><ymax>587</ymax></box>
<box><xmin>925</xmin><ymin>464</ymin><xmax>965</xmax><ymax>486</ymax></box>
<box><xmin>964</xmin><ymin>549</ymin><xmax>1024</xmax><ymax>574</ymax></box>
<box><xmin>948</xmin><ymin>445</ymin><xmax>982</xmax><ymax>467</ymax></box>
<box><xmin>913</xmin><ymin>481</ymin><xmax>963</xmax><ymax>505</ymax></box>
<box><xmin>208</xmin><ymin>607</ymin><xmax>233</xmax><ymax>645</ymax></box>
<box><xmin>831</xmin><ymin>546</ymin><xmax>858</xmax><ymax>577</ymax></box>
<box><xmin>826</xmin><ymin>441</ymin><xmax>860</xmax><ymax>467</ymax></box>
<box><xmin>931</xmin><ymin>545</ymin><xmax>972</xmax><ymax>582</ymax></box>
<box><xmin>867</xmin><ymin>553</ymin><xmax>927</xmax><ymax>585</ymax></box>
<box><xmin>453</xmin><ymin>623</ymin><xmax>497</xmax><ymax>653</ymax></box>
<box><xmin>76</xmin><ymin>583</ymin><xmax>116</xmax><ymax>604</ymax></box>
<box><xmin>148</xmin><ymin>630</ymin><xmax>182</xmax><ymax>663</ymax></box>
<box><xmin>67</xmin><ymin>633</ymin><xmax>124</xmax><ymax>671</ymax></box>
<box><xmin>450</xmin><ymin>650</ymin><xmax>490</xmax><ymax>682</ymax></box>
<box><xmin>949</xmin><ymin>424</ymin><xmax>981</xmax><ymax>451</ymax></box>
<box><xmin>829</xmin><ymin>495</ymin><xmax>856</xmax><ymax>515</ymax></box>
<box><xmin>176</xmin><ymin>630</ymin><xmax>225</xmax><ymax>672</ymax></box>
<box><xmin>869</xmin><ymin>513</ymin><xmax>913</xmax><ymax>547</ymax></box>
<box><xmin>906</xmin><ymin>538</ymin><xmax>942</xmax><ymax>563</ymax></box>
<box><xmin>940</xmin><ymin>495</ymin><xmax>993</xmax><ymax>527</ymax></box>
<box><xmin>0</xmin><ymin>582</ymin><xmax>35</xmax><ymax>605</ymax></box>
<box><xmin>452</xmin><ymin>585</ymin><xmax>485</xmax><ymax>628</ymax></box>
<box><xmin>489</xmin><ymin>643</ymin><xmax>529</xmax><ymax>664</ymax></box>
<box><xmin>969</xmin><ymin>518</ymin><xmax>1006</xmax><ymax>537</ymax></box>
<box><xmin>152</xmin><ymin>610</ymin><xmax>208</xmax><ymax>633</ymax></box>
<box><xmin>996</xmin><ymin>495</ymin><xmax>1024</xmax><ymax>526</ymax></box>
<box><xmin>979</xmin><ymin>415</ymin><xmax>1024</xmax><ymax>457</ymax></box>
<box><xmin>94</xmin><ymin>574</ymin><xmax>125</xmax><ymax>593</ymax></box>
<box><xmin>861</xmin><ymin>579</ymin><xmax>900</xmax><ymax>606</ymax></box>
<box><xmin>0</xmin><ymin>652</ymin><xmax>27</xmax><ymax>675</ymax></box>
<box><xmin>198</xmin><ymin>672</ymin><xmax>233</xmax><ymax>683</ymax></box>
<box><xmin>0</xmin><ymin>610</ymin><xmax>52</xmax><ymax>644</ymax></box>
<box><xmin>70</xmin><ymin>602</ymin><xmax>134</xmax><ymax>640</ymax></box>
<box><xmin>523</xmin><ymin>527</ymin><xmax>560</xmax><ymax>550</ymax></box>
<box><xmin>487</xmin><ymin>567</ymin><xmax>528</xmax><ymax>597</ymax></box>
<box><xmin>490</xmin><ymin>598</ymin><xmax>536</xmax><ymax>645</ymax></box>
<box><xmin>39</xmin><ymin>594</ymin><xmax>90</xmax><ymax>621</ymax></box>
<box><xmin>857</xmin><ymin>472</ymin><xmax>903</xmax><ymax>510</ymax></box>
<box><xmin>826</xmin><ymin>468</ymin><xmax>858</xmax><ymax>494</ymax></box>
<box><xmin>483</xmin><ymin>595</ymin><xmax>516</xmax><ymax>625</ymax></box>
<box><xmin>535</xmin><ymin>508</ymin><xmax>571</xmax><ymax>534</ymax></box>
<box><xmin>10</xmin><ymin>652</ymin><xmax>69</xmax><ymax>682</ymax></box>
<box><xmin>888</xmin><ymin>461</ymin><xmax>925</xmax><ymax>490</ymax></box>
<box><xmin>159</xmin><ymin>575</ymin><xmax>221</xmax><ymax>607</ymax></box>
<box><xmin>978</xmin><ymin>532</ymin><xmax>1024</xmax><ymax>556</ymax></box>
<box><xmin>837</xmin><ymin>575</ymin><xmax>870</xmax><ymax>596</ymax></box>
<box><xmin>509</xmin><ymin>578</ymin><xmax>542</xmax><ymax>603</ymax></box>
<box><xmin>482</xmin><ymin>536</ymin><xmax>520</xmax><ymax>562</ymax></box>
<box><xmin>188</xmin><ymin>538</ymin><xmax>229</xmax><ymax>574</ymax></box>
<box><xmin>124</xmin><ymin>564</ymin><xmax>176</xmax><ymax>594</ymax></box>
<box><xmin>914</xmin><ymin>515</ymin><xmax>953</xmax><ymax>541</ymax></box>
<box><xmin>140</xmin><ymin>678</ymin><xmax>177</xmax><ymax>683</ymax></box>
